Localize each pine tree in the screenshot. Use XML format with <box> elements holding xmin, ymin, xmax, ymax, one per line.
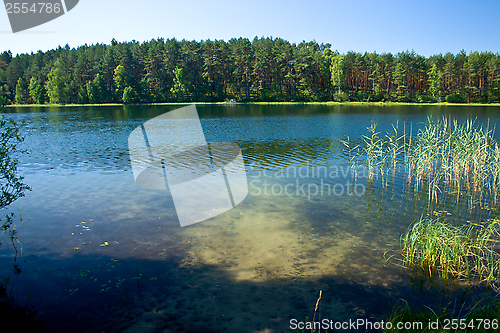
<box><xmin>393</xmin><ymin>62</ymin><xmax>407</xmax><ymax>100</ymax></box>
<box><xmin>0</xmin><ymin>38</ymin><xmax>499</xmax><ymax>104</ymax></box>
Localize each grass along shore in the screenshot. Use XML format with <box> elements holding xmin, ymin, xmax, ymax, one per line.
<box><xmin>4</xmin><ymin>101</ymin><xmax>500</xmax><ymax>108</ymax></box>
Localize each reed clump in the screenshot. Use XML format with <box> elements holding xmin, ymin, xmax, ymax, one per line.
<box><xmin>343</xmin><ymin>117</ymin><xmax>500</xmax><ymax>209</ymax></box>
<box><xmin>405</xmin><ymin>118</ymin><xmax>499</xmax><ymax>206</ymax></box>
<box><xmin>401</xmin><ymin>216</ymin><xmax>500</xmax><ymax>287</ymax></box>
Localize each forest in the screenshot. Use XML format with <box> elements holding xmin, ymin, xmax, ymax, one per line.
<box><xmin>1</xmin><ymin>37</ymin><xmax>499</xmax><ymax>104</ymax></box>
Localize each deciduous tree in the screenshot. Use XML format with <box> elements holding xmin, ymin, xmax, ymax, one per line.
<box><xmin>29</xmin><ymin>77</ymin><xmax>44</xmax><ymax>104</ymax></box>
<box><xmin>45</xmin><ymin>63</ymin><xmax>66</xmax><ymax>104</ymax></box>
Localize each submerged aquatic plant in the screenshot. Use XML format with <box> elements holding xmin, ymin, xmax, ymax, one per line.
<box><xmin>400</xmin><ymin>216</ymin><xmax>500</xmax><ymax>288</ymax></box>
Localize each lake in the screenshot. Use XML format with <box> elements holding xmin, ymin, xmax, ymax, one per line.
<box><xmin>1</xmin><ymin>104</ymin><xmax>499</xmax><ymax>332</ymax></box>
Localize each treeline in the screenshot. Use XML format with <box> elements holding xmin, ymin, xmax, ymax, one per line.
<box><xmin>1</xmin><ymin>37</ymin><xmax>499</xmax><ymax>104</ymax></box>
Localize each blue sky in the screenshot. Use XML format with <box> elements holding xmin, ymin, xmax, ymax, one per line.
<box><xmin>1</xmin><ymin>0</ymin><xmax>499</xmax><ymax>56</ymax></box>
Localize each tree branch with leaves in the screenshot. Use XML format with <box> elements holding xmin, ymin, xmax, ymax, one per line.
<box><xmin>0</xmin><ymin>96</ymin><xmax>31</xmax><ymax>251</ymax></box>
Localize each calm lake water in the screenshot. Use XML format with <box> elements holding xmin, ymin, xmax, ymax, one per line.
<box><xmin>1</xmin><ymin>104</ymin><xmax>500</xmax><ymax>332</ymax></box>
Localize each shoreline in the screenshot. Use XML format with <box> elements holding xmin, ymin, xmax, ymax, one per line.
<box><xmin>4</xmin><ymin>101</ymin><xmax>500</xmax><ymax>108</ymax></box>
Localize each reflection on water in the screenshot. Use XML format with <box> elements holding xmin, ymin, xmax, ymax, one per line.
<box><xmin>1</xmin><ymin>104</ymin><xmax>500</xmax><ymax>332</ymax></box>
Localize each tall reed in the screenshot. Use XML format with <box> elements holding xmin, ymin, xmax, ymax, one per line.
<box><xmin>343</xmin><ymin>117</ymin><xmax>500</xmax><ymax>211</ymax></box>
<box><xmin>406</xmin><ymin>118</ymin><xmax>495</xmax><ymax>205</ymax></box>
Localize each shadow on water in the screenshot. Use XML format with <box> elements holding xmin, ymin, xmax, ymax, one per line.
<box><xmin>3</xmin><ymin>104</ymin><xmax>500</xmax><ymax>331</ymax></box>
<box><xmin>4</xmin><ymin>238</ymin><xmax>492</xmax><ymax>333</ymax></box>
<box><xmin>0</xmin><ymin>255</ymin><xmax>415</xmax><ymax>332</ymax></box>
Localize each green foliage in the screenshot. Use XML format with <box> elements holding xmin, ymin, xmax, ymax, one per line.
<box><xmin>428</xmin><ymin>64</ymin><xmax>441</xmax><ymax>98</ymax></box>
<box><xmin>122</xmin><ymin>86</ymin><xmax>134</xmax><ymax>104</ymax></box>
<box><xmin>170</xmin><ymin>66</ymin><xmax>187</xmax><ymax>101</ymax></box>
<box><xmin>414</xmin><ymin>94</ymin><xmax>438</xmax><ymax>103</ymax></box>
<box><xmin>332</xmin><ymin>91</ymin><xmax>349</xmax><ymax>102</ymax></box>
<box><xmin>0</xmin><ymin>117</ymin><xmax>30</xmax><ymax>210</ymax></box>
<box><xmin>14</xmin><ymin>77</ymin><xmax>27</xmax><ymax>104</ymax></box>
<box><xmin>344</xmin><ymin>117</ymin><xmax>500</xmax><ymax>211</ymax></box>
<box><xmin>445</xmin><ymin>93</ymin><xmax>465</xmax><ymax>103</ymax></box>
<box><xmin>0</xmin><ymin>98</ymin><xmax>38</xmax><ymax>331</ymax></box>
<box><xmin>1</xmin><ymin>39</ymin><xmax>499</xmax><ymax>104</ymax></box>
<box><xmin>393</xmin><ymin>62</ymin><xmax>407</xmax><ymax>99</ymax></box>
<box><xmin>45</xmin><ymin>63</ymin><xmax>66</xmax><ymax>104</ymax></box>
<box><xmin>86</xmin><ymin>73</ymin><xmax>105</xmax><ymax>104</ymax></box>
<box><xmin>113</xmin><ymin>64</ymin><xmax>126</xmax><ymax>102</ymax></box>
<box><xmin>77</xmin><ymin>85</ymin><xmax>88</xmax><ymax>104</ymax></box>
<box><xmin>330</xmin><ymin>53</ymin><xmax>345</xmax><ymax>95</ymax></box>
<box><xmin>401</xmin><ymin>217</ymin><xmax>500</xmax><ymax>286</ymax></box>
<box><xmin>28</xmin><ymin>77</ymin><xmax>44</xmax><ymax>105</ymax></box>
<box><xmin>0</xmin><ymin>95</ymin><xmax>30</xmax><ymax>249</ymax></box>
